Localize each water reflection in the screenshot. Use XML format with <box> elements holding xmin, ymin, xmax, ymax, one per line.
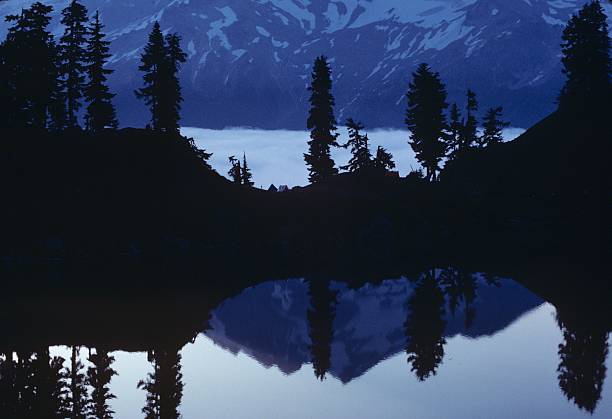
<box><xmin>0</xmin><ymin>267</ymin><xmax>611</xmax><ymax>418</ymax></box>
<box><xmin>404</xmin><ymin>270</ymin><xmax>447</xmax><ymax>381</ymax></box>
<box><xmin>557</xmin><ymin>312</ymin><xmax>609</xmax><ymax>413</ymax></box>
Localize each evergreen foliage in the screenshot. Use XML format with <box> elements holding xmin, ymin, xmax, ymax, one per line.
<box><xmin>135</xmin><ymin>22</ymin><xmax>186</xmax><ymax>133</ymax></box>
<box><xmin>135</xmin><ymin>22</ymin><xmax>166</xmax><ymax>130</ymax></box>
<box><xmin>405</xmin><ymin>63</ymin><xmax>448</xmax><ymax>182</ymax></box>
<box><xmin>404</xmin><ymin>271</ymin><xmax>447</xmax><ymax>381</ymax></box>
<box><xmin>559</xmin><ymin>0</ymin><xmax>611</xmax><ymax>112</ymax></box>
<box><xmin>304</xmin><ymin>56</ymin><xmax>338</xmax><ymax>183</ymax></box>
<box><xmin>373</xmin><ymin>146</ymin><xmax>396</xmax><ymax>172</ymax></box>
<box><xmin>241</xmin><ymin>153</ymin><xmax>254</xmax><ymax>187</ymax></box>
<box><xmin>138</xmin><ymin>348</ymin><xmax>183</xmax><ymax>419</ymax></box>
<box><xmin>158</xmin><ymin>33</ymin><xmax>187</xmax><ymax>133</ymax></box>
<box><xmin>84</xmin><ymin>11</ymin><xmax>117</xmax><ymax>133</ymax></box>
<box><xmin>228</xmin><ymin>156</ymin><xmax>242</xmax><ymax>184</ymax></box>
<box><xmin>446</xmin><ymin>103</ymin><xmax>463</xmax><ymax>160</ymax></box>
<box><xmin>479</xmin><ymin>107</ymin><xmax>509</xmax><ymax>148</ymax></box>
<box><xmin>460</xmin><ymin>89</ymin><xmax>479</xmax><ymax>151</ymax></box>
<box><xmin>307</xmin><ymin>279</ymin><xmax>338</xmax><ymax>381</ymax></box>
<box><xmin>86</xmin><ymin>350</ymin><xmax>117</xmax><ymax>419</ymax></box>
<box><xmin>59</xmin><ymin>0</ymin><xmax>89</xmax><ymax>129</ymax></box>
<box><xmin>341</xmin><ymin>118</ymin><xmax>372</xmax><ymax>172</ymax></box>
<box><xmin>2</xmin><ymin>2</ymin><xmax>60</xmax><ymax>129</ymax></box>
<box><xmin>66</xmin><ymin>347</ymin><xmax>88</xmax><ymax>419</ymax></box>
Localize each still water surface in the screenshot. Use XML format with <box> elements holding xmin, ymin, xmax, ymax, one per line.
<box><xmin>33</xmin><ymin>273</ymin><xmax>612</xmax><ymax>418</ymax></box>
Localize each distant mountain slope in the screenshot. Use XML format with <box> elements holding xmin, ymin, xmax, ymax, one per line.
<box><xmin>205</xmin><ymin>277</ymin><xmax>543</xmax><ymax>383</ymax></box>
<box><xmin>1</xmin><ymin>0</ymin><xmax>610</xmax><ymax>129</ymax></box>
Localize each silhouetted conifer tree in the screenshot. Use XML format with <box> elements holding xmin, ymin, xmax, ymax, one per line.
<box><xmin>405</xmin><ymin>63</ymin><xmax>448</xmax><ymax>182</ymax></box>
<box><xmin>479</xmin><ymin>107</ymin><xmax>509</xmax><ymax>148</ymax></box>
<box><xmin>87</xmin><ymin>349</ymin><xmax>116</xmax><ymax>419</ymax></box>
<box><xmin>59</xmin><ymin>0</ymin><xmax>89</xmax><ymax>129</ymax></box>
<box><xmin>66</xmin><ymin>347</ymin><xmax>88</xmax><ymax>419</ymax></box>
<box><xmin>446</xmin><ymin>103</ymin><xmax>462</xmax><ymax>160</ymax></box>
<box><xmin>373</xmin><ymin>146</ymin><xmax>396</xmax><ymax>172</ymax></box>
<box><xmin>241</xmin><ymin>153</ymin><xmax>254</xmax><ymax>187</ymax></box>
<box><xmin>557</xmin><ymin>313</ymin><xmax>608</xmax><ymax>414</ymax></box>
<box><xmin>307</xmin><ymin>278</ymin><xmax>338</xmax><ymax>380</ymax></box>
<box><xmin>341</xmin><ymin>118</ymin><xmax>372</xmax><ymax>172</ymax></box>
<box><xmin>158</xmin><ymin>33</ymin><xmax>186</xmax><ymax>133</ymax></box>
<box><xmin>228</xmin><ymin>156</ymin><xmax>242</xmax><ymax>184</ymax></box>
<box><xmin>84</xmin><ymin>11</ymin><xmax>117</xmax><ymax>133</ymax></box>
<box><xmin>405</xmin><ymin>271</ymin><xmax>447</xmax><ymax>381</ymax></box>
<box><xmin>136</xmin><ymin>23</ymin><xmax>186</xmax><ymax>133</ymax></box>
<box><xmin>30</xmin><ymin>349</ymin><xmax>69</xmax><ymax>419</ymax></box>
<box><xmin>304</xmin><ymin>56</ymin><xmax>338</xmax><ymax>183</ymax></box>
<box><xmin>136</xmin><ymin>22</ymin><xmax>166</xmax><ymax>131</ymax></box>
<box><xmin>559</xmin><ymin>0</ymin><xmax>611</xmax><ymax>112</ymax></box>
<box><xmin>3</xmin><ymin>3</ymin><xmax>60</xmax><ymax>129</ymax></box>
<box><xmin>138</xmin><ymin>347</ymin><xmax>183</xmax><ymax>419</ymax></box>
<box><xmin>459</xmin><ymin>89</ymin><xmax>478</xmax><ymax>151</ymax></box>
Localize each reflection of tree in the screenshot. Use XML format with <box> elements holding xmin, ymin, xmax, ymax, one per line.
<box><xmin>557</xmin><ymin>313</ymin><xmax>609</xmax><ymax>414</ymax></box>
<box><xmin>138</xmin><ymin>347</ymin><xmax>184</xmax><ymax>419</ymax></box>
<box><xmin>307</xmin><ymin>278</ymin><xmax>338</xmax><ymax>381</ymax></box>
<box><xmin>440</xmin><ymin>268</ymin><xmax>477</xmax><ymax>329</ymax></box>
<box><xmin>87</xmin><ymin>349</ymin><xmax>117</xmax><ymax>419</ymax></box>
<box><xmin>0</xmin><ymin>350</ymin><xmax>68</xmax><ymax>419</ymax></box>
<box><xmin>66</xmin><ymin>346</ymin><xmax>88</xmax><ymax>419</ymax></box>
<box><xmin>405</xmin><ymin>271</ymin><xmax>446</xmax><ymax>381</ymax></box>
<box><xmin>0</xmin><ymin>351</ymin><xmax>18</xmax><ymax>418</ymax></box>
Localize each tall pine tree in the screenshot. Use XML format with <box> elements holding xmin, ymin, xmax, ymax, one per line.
<box><xmin>304</xmin><ymin>56</ymin><xmax>338</xmax><ymax>183</ymax></box>
<box><xmin>460</xmin><ymin>89</ymin><xmax>478</xmax><ymax>151</ymax></box>
<box><xmin>3</xmin><ymin>3</ymin><xmax>60</xmax><ymax>129</ymax></box>
<box><xmin>87</xmin><ymin>349</ymin><xmax>116</xmax><ymax>419</ymax></box>
<box><xmin>136</xmin><ymin>22</ymin><xmax>166</xmax><ymax>131</ymax></box>
<box><xmin>84</xmin><ymin>11</ymin><xmax>117</xmax><ymax>133</ymax></box>
<box><xmin>158</xmin><ymin>33</ymin><xmax>186</xmax><ymax>133</ymax></box>
<box><xmin>66</xmin><ymin>346</ymin><xmax>88</xmax><ymax>419</ymax></box>
<box><xmin>559</xmin><ymin>0</ymin><xmax>611</xmax><ymax>112</ymax></box>
<box><xmin>59</xmin><ymin>0</ymin><xmax>89</xmax><ymax>129</ymax></box>
<box><xmin>138</xmin><ymin>348</ymin><xmax>183</xmax><ymax>419</ymax></box>
<box><xmin>136</xmin><ymin>23</ymin><xmax>186</xmax><ymax>133</ymax></box>
<box><xmin>241</xmin><ymin>153</ymin><xmax>254</xmax><ymax>187</ymax></box>
<box><xmin>405</xmin><ymin>63</ymin><xmax>448</xmax><ymax>182</ymax></box>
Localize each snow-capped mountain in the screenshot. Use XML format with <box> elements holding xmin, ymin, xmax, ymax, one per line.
<box><xmin>1</xmin><ymin>0</ymin><xmax>610</xmax><ymax>129</ymax></box>
<box><xmin>205</xmin><ymin>276</ymin><xmax>542</xmax><ymax>383</ymax></box>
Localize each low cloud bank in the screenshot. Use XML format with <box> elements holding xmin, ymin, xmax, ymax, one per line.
<box><xmin>183</xmin><ymin>127</ymin><xmax>525</xmax><ymax>188</ymax></box>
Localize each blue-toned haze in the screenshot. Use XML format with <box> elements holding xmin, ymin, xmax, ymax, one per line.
<box><xmin>1</xmin><ymin>0</ymin><xmax>610</xmax><ymax>129</ymax></box>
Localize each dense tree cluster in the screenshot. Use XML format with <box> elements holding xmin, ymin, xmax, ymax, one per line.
<box><xmin>559</xmin><ymin>0</ymin><xmax>611</xmax><ymax>113</ymax></box>
<box><xmin>0</xmin><ymin>1</ymin><xmax>117</xmax><ymax>132</ymax></box>
<box><xmin>135</xmin><ymin>22</ymin><xmax>187</xmax><ymax>133</ymax></box>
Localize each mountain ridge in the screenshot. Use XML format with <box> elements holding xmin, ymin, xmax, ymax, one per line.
<box><xmin>1</xmin><ymin>0</ymin><xmax>610</xmax><ymax>129</ymax></box>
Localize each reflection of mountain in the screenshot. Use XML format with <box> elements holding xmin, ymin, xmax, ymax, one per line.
<box><xmin>205</xmin><ymin>276</ymin><xmax>543</xmax><ymax>383</ymax></box>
